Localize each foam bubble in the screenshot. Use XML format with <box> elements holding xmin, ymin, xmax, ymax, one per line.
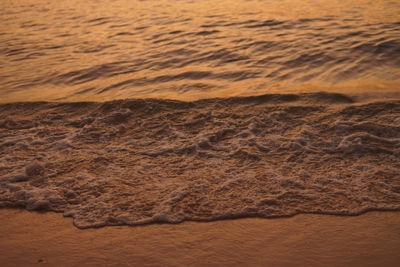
<box><xmin>0</xmin><ymin>93</ymin><xmax>399</xmax><ymax>228</ymax></box>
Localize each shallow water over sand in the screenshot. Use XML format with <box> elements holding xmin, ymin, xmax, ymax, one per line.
<box><xmin>1</xmin><ymin>0</ymin><xmax>399</xmax><ymax>102</ymax></box>
<box><xmin>0</xmin><ymin>1</ymin><xmax>400</xmax><ymax>228</ymax></box>
<box><xmin>1</xmin><ymin>94</ymin><xmax>400</xmax><ymax>228</ymax></box>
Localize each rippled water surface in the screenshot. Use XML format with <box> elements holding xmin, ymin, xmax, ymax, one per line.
<box><xmin>1</xmin><ymin>0</ymin><xmax>400</xmax><ymax>229</ymax></box>
<box><xmin>1</xmin><ymin>0</ymin><xmax>399</xmax><ymax>102</ymax></box>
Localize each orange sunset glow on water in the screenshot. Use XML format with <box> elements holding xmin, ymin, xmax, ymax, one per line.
<box><xmin>0</xmin><ymin>0</ymin><xmax>400</xmax><ymax>266</ymax></box>
<box><xmin>1</xmin><ymin>0</ymin><xmax>399</xmax><ymax>102</ymax></box>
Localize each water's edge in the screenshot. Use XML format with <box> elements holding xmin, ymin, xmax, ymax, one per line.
<box><xmin>1</xmin><ymin>92</ymin><xmax>399</xmax><ymax>228</ymax></box>
<box><xmin>2</xmin><ymin>209</ymin><xmax>400</xmax><ymax>266</ymax></box>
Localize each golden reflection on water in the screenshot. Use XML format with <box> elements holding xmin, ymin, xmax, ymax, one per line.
<box><xmin>0</xmin><ymin>0</ymin><xmax>399</xmax><ymax>102</ymax></box>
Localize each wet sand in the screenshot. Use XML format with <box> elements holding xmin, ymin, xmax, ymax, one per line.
<box><xmin>1</xmin><ymin>209</ymin><xmax>400</xmax><ymax>266</ymax></box>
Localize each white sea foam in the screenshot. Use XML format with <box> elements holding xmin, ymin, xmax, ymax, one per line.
<box><xmin>0</xmin><ymin>93</ymin><xmax>399</xmax><ymax>228</ymax></box>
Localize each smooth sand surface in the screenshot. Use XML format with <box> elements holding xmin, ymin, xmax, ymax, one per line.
<box><xmin>1</xmin><ymin>209</ymin><xmax>400</xmax><ymax>266</ymax></box>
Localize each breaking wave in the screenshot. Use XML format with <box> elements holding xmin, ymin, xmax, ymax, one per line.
<box><xmin>1</xmin><ymin>92</ymin><xmax>400</xmax><ymax>228</ymax></box>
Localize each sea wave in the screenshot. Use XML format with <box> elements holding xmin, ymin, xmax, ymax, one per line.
<box><xmin>1</xmin><ymin>92</ymin><xmax>399</xmax><ymax>228</ymax></box>
<box><xmin>1</xmin><ymin>0</ymin><xmax>399</xmax><ymax>102</ymax></box>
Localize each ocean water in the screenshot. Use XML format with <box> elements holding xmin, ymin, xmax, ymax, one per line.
<box><xmin>0</xmin><ymin>0</ymin><xmax>400</xmax><ymax>228</ymax></box>
<box><xmin>1</xmin><ymin>0</ymin><xmax>399</xmax><ymax>102</ymax></box>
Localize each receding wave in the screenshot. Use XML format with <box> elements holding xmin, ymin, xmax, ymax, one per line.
<box><xmin>1</xmin><ymin>93</ymin><xmax>399</xmax><ymax>228</ymax></box>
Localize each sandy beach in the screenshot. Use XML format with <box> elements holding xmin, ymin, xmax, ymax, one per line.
<box><xmin>1</xmin><ymin>209</ymin><xmax>400</xmax><ymax>266</ymax></box>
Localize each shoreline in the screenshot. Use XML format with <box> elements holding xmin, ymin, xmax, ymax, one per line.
<box><xmin>1</xmin><ymin>96</ymin><xmax>400</xmax><ymax>229</ymax></box>
<box><xmin>1</xmin><ymin>209</ymin><xmax>400</xmax><ymax>266</ymax></box>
